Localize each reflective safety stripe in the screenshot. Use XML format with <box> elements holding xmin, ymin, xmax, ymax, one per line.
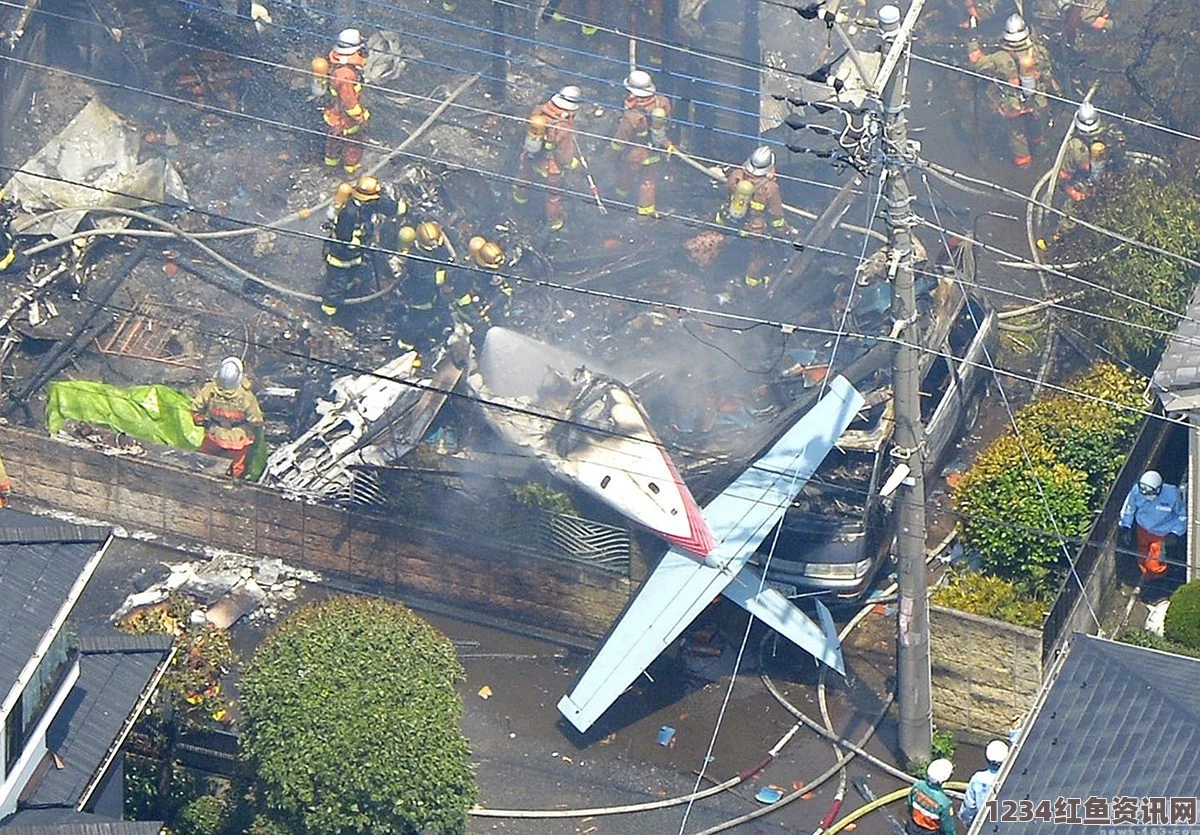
<box><xmin>408</xmin><ymin>301</ymin><xmax>435</xmax><ymax>310</ymax></box>
<box><xmin>750</xmin><ymin>201</ymin><xmax>766</xmax><ymax>211</ymax></box>
<box><xmin>435</xmin><ymin>269</ymin><xmax>447</xmax><ymax>285</ymax></box>
<box><xmin>456</xmin><ymin>293</ymin><xmax>478</xmax><ymax>306</ymax></box>
<box><xmin>637</xmin><ymin>204</ymin><xmax>656</xmax><ymax>215</ymax></box>
<box><xmin>642</xmin><ymin>155</ymin><xmax>661</xmax><ymax>165</ymax></box>
<box><xmin>0</xmin><ymin>248</ymin><xmax>14</xmax><ymax>271</ymax></box>
<box><xmin>326</xmin><ymin>254</ymin><xmax>363</xmax><ymax>268</ymax></box>
<box><xmin>771</xmin><ymin>218</ymin><xmax>786</xmax><ymax>228</ymax></box>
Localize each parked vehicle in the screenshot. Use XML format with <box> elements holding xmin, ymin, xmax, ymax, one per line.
<box><xmin>755</xmin><ymin>295</ymin><xmax>999</xmax><ymax>598</ymax></box>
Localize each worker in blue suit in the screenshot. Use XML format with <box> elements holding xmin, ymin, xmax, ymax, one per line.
<box><xmin>1118</xmin><ymin>470</ymin><xmax>1185</xmax><ymax>581</ymax></box>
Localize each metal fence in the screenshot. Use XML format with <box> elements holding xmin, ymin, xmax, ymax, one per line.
<box><xmin>1040</xmin><ymin>402</ymin><xmax>1169</xmax><ymax>665</ymax></box>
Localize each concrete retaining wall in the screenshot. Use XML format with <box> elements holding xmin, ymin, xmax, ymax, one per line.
<box><xmin>930</xmin><ymin>604</ymin><xmax>1042</xmax><ymax>740</ymax></box>
<box><xmin>0</xmin><ymin>425</ymin><xmax>631</xmax><ymax>642</ymax></box>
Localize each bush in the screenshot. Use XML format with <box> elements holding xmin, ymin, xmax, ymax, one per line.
<box><xmin>1068</xmin><ymin>361</ymin><xmax>1147</xmax><ymax>437</ymax></box>
<box><xmin>173</xmin><ymin>795</ymin><xmax>226</xmax><ymax>835</ymax></box>
<box><xmin>510</xmin><ymin>481</ymin><xmax>577</xmax><ymax>515</ymax></box>
<box><xmin>1114</xmin><ymin>627</ymin><xmax>1200</xmax><ymax>659</ymax></box>
<box><xmin>240</xmin><ymin>596</ymin><xmax>476</xmax><ymax>834</ymax></box>
<box><xmin>953</xmin><ymin>435</ymin><xmax>1092</xmax><ymax>594</ymax></box>
<box><xmin>931</xmin><ymin>570</ymin><xmax>1048</xmax><ymax>628</ymax></box>
<box><xmin>1164</xmin><ymin>579</ymin><xmax>1200</xmax><ymax>650</ymax></box>
<box><xmin>1065</xmin><ymin>173</ymin><xmax>1200</xmax><ymax>365</ymax></box>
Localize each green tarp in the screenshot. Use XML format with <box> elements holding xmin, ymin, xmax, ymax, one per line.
<box><xmin>46</xmin><ymin>381</ymin><xmax>205</xmax><ymax>450</ymax></box>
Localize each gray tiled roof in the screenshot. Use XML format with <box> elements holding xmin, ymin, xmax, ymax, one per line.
<box><xmin>1153</xmin><ymin>282</ymin><xmax>1200</xmax><ymax>399</ymax></box>
<box><xmin>24</xmin><ymin>640</ymin><xmax>172</xmax><ymax>810</ymax></box>
<box><xmin>0</xmin><ymin>510</ymin><xmax>110</xmax><ymax>704</ymax></box>
<box><xmin>0</xmin><ymin>807</ymin><xmax>162</xmax><ymax>833</ymax></box>
<box><xmin>979</xmin><ymin>634</ymin><xmax>1200</xmax><ymax>835</ymax></box>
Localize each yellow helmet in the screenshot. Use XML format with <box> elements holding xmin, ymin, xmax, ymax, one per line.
<box><xmin>467</xmin><ymin>236</ymin><xmax>487</xmax><ymax>257</ymax></box>
<box><xmin>415</xmin><ymin>220</ymin><xmax>443</xmax><ymax>251</ymax></box>
<box><xmin>333</xmin><ymin>182</ymin><xmax>354</xmax><ymax>209</ymax></box>
<box><xmin>353</xmin><ymin>175</ymin><xmax>381</xmax><ymax>201</ymax></box>
<box><xmin>475</xmin><ymin>240</ymin><xmax>504</xmax><ymax>270</ymax></box>
<box><xmin>399</xmin><ymin>225</ymin><xmax>417</xmax><ymax>247</ymax></box>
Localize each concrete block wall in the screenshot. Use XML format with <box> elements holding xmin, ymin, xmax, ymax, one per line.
<box><xmin>0</xmin><ymin>425</ymin><xmax>630</xmax><ymax>642</ymax></box>
<box><xmin>930</xmin><ymin>604</ymin><xmax>1042</xmax><ymax>739</ymax></box>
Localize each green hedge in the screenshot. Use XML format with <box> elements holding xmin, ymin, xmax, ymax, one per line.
<box><xmin>240</xmin><ymin>597</ymin><xmax>476</xmax><ymax>834</ymax></box>
<box><xmin>931</xmin><ymin>570</ymin><xmax>1047</xmax><ymax>628</ymax></box>
<box><xmin>954</xmin><ymin>435</ymin><xmax>1092</xmax><ymax>594</ymax></box>
<box><xmin>1114</xmin><ymin>627</ymin><xmax>1200</xmax><ymax>659</ymax></box>
<box><xmin>1164</xmin><ymin>579</ymin><xmax>1200</xmax><ymax>650</ymax></box>
<box><xmin>952</xmin><ymin>362</ymin><xmax>1145</xmax><ymax>597</ymax></box>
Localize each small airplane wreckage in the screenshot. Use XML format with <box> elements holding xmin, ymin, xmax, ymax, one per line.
<box><xmin>261</xmin><ymin>327</ymin><xmax>468</xmax><ymax>503</ymax></box>
<box><xmin>468</xmin><ymin>327</ymin><xmax>714</xmax><ymax>556</ymax></box>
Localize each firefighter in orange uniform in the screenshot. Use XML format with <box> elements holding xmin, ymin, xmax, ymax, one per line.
<box><xmin>192</xmin><ymin>357</ymin><xmax>264</xmax><ymax>479</ymax></box>
<box><xmin>611</xmin><ymin>69</ymin><xmax>673</xmax><ymax>219</ymax></box>
<box><xmin>513</xmin><ymin>86</ymin><xmax>582</xmax><ymax>232</ymax></box>
<box><xmin>313</xmin><ymin>28</ymin><xmax>371</xmax><ymax>175</ymax></box>
<box><xmin>715</xmin><ymin>145</ymin><xmax>788</xmax><ymax>289</ymax></box>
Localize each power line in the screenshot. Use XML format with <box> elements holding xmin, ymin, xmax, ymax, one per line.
<box><xmin>911</xmin><ymin>50</ymin><xmax>1200</xmax><ymax>147</ymax></box>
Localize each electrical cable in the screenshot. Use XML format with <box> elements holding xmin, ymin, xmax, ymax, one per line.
<box><xmin>8</xmin><ymin>30</ymin><xmax>1200</xmax><ymax>351</ymax></box>
<box><xmin>922</xmin><ymin>170</ymin><xmax>1103</xmax><ymax>630</ymax></box>
<box><xmin>911</xmin><ymin>50</ymin><xmax>1200</xmax><ymax>147</ymax></box>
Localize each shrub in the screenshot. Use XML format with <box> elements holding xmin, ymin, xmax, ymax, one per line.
<box><xmin>1164</xmin><ymin>579</ymin><xmax>1200</xmax><ymax>650</ymax></box>
<box><xmin>1016</xmin><ymin>363</ymin><xmax>1146</xmax><ymax>503</ymax></box>
<box><xmin>1114</xmin><ymin>627</ymin><xmax>1200</xmax><ymax>659</ymax></box>
<box><xmin>931</xmin><ymin>729</ymin><xmax>957</xmax><ymax>761</ymax></box>
<box><xmin>953</xmin><ymin>435</ymin><xmax>1092</xmax><ymax>594</ymax></box>
<box><xmin>510</xmin><ymin>481</ymin><xmax>577</xmax><ymax>515</ymax></box>
<box><xmin>174</xmin><ymin>795</ymin><xmax>227</xmax><ymax>835</ymax></box>
<box><xmin>931</xmin><ymin>570</ymin><xmax>1047</xmax><ymax>628</ymax></box>
<box><xmin>239</xmin><ymin>596</ymin><xmax>476</xmax><ymax>834</ymax></box>
<box><xmin>1065</xmin><ymin>173</ymin><xmax>1200</xmax><ymax>365</ymax></box>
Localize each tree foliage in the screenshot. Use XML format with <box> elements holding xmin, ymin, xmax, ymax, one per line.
<box><xmin>239</xmin><ymin>596</ymin><xmax>475</xmax><ymax>834</ymax></box>
<box><xmin>1016</xmin><ymin>362</ymin><xmax>1147</xmax><ymax>502</ymax></box>
<box><xmin>954</xmin><ymin>435</ymin><xmax>1092</xmax><ymax>594</ymax></box>
<box><xmin>1065</xmin><ymin>172</ymin><xmax>1200</xmax><ymax>366</ymax></box>
<box><xmin>931</xmin><ymin>570</ymin><xmax>1048</xmax><ymax>628</ymax></box>
<box><xmin>1164</xmin><ymin>579</ymin><xmax>1200</xmax><ymax>651</ymax></box>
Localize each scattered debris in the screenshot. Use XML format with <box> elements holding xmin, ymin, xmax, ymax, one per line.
<box><xmin>113</xmin><ymin>552</ymin><xmax>320</xmax><ymax>625</ymax></box>
<box><xmin>755</xmin><ymin>785</ymin><xmax>784</xmax><ymax>804</ymax></box>
<box><xmin>1145</xmin><ymin>599</ymin><xmax>1170</xmax><ymax>636</ymax></box>
<box><xmin>477</xmin><ymin>685</ymin><xmax>493</xmax><ymax>700</ymax></box>
<box><xmin>656</xmin><ymin>725</ymin><xmax>676</xmax><ymax>747</ymax></box>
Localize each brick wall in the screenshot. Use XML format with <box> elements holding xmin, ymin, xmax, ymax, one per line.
<box><xmin>930</xmin><ymin>604</ymin><xmax>1042</xmax><ymax>739</ymax></box>
<box><xmin>0</xmin><ymin>425</ymin><xmax>630</xmax><ymax>642</ymax></box>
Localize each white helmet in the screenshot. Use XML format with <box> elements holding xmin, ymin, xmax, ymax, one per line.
<box><xmin>1138</xmin><ymin>470</ymin><xmax>1164</xmax><ymax>496</ymax></box>
<box><xmin>551</xmin><ymin>85</ymin><xmax>582</xmax><ymax>111</ymax></box>
<box><xmin>1003</xmin><ymin>14</ymin><xmax>1029</xmax><ymax>45</ymax></box>
<box><xmin>744</xmin><ymin>145</ymin><xmax>775</xmax><ymax>176</ymax></box>
<box><xmin>1074</xmin><ymin>102</ymin><xmax>1100</xmax><ymax>135</ymax></box>
<box><xmin>927</xmin><ymin>758</ymin><xmax>953</xmax><ymax>784</ymax></box>
<box><xmin>624</xmin><ymin>69</ymin><xmax>656</xmax><ymax>98</ymax></box>
<box><xmin>986</xmin><ymin>740</ymin><xmax>1010</xmax><ymax>766</ymax></box>
<box><xmin>216</xmin><ymin>357</ymin><xmax>245</xmax><ymax>392</ymax></box>
<box><xmin>334</xmin><ymin>28</ymin><xmax>364</xmax><ymax>55</ymax></box>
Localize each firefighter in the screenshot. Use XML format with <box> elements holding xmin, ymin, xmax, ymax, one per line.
<box><xmin>968</xmin><ymin>15</ymin><xmax>1060</xmax><ymax>167</ymax></box>
<box><xmin>313</xmin><ymin>28</ymin><xmax>371</xmax><ymax>175</ymax></box>
<box><xmin>449</xmin><ymin>236</ymin><xmax>513</xmax><ymax>336</ymax></box>
<box><xmin>611</xmin><ymin>69</ymin><xmax>673</xmax><ymax>220</ymax></box>
<box><xmin>399</xmin><ymin>220</ymin><xmax>451</xmax><ymax>357</ymax></box>
<box><xmin>321</xmin><ymin>175</ymin><xmax>406</xmax><ymax>318</ymax></box>
<box><xmin>1057</xmin><ymin>101</ymin><xmax>1124</xmax><ymax>201</ymax></box>
<box><xmin>715</xmin><ymin>145</ymin><xmax>788</xmax><ymax>290</ymax></box>
<box><xmin>513</xmin><ymin>86</ymin><xmax>582</xmax><ymax>232</ymax></box>
<box><xmin>192</xmin><ymin>357</ymin><xmax>264</xmax><ymax>479</ymax></box>
<box><xmin>1060</xmin><ymin>0</ymin><xmax>1112</xmax><ymax>47</ymax></box>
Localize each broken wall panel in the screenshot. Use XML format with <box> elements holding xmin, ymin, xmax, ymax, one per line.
<box><xmin>0</xmin><ymin>426</ymin><xmax>630</xmax><ymax>642</ymax></box>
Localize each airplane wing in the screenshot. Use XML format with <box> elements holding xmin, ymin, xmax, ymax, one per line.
<box><xmin>722</xmin><ymin>566</ymin><xmax>844</xmax><ymax>673</ymax></box>
<box><xmin>558</xmin><ymin>377</ymin><xmax>864</xmax><ymax>733</ymax></box>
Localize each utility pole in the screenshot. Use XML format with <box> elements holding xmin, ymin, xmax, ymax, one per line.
<box><xmin>878</xmin><ymin>2</ymin><xmax>932</xmax><ymax>765</ymax></box>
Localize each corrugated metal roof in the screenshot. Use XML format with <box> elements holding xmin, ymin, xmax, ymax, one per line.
<box><xmin>0</xmin><ymin>510</ymin><xmax>111</xmax><ymax>704</ymax></box>
<box><xmin>981</xmin><ymin>634</ymin><xmax>1200</xmax><ymax>834</ymax></box>
<box><xmin>0</xmin><ymin>807</ymin><xmax>162</xmax><ymax>832</ymax></box>
<box><xmin>24</xmin><ymin>643</ymin><xmax>171</xmax><ymax>810</ymax></box>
